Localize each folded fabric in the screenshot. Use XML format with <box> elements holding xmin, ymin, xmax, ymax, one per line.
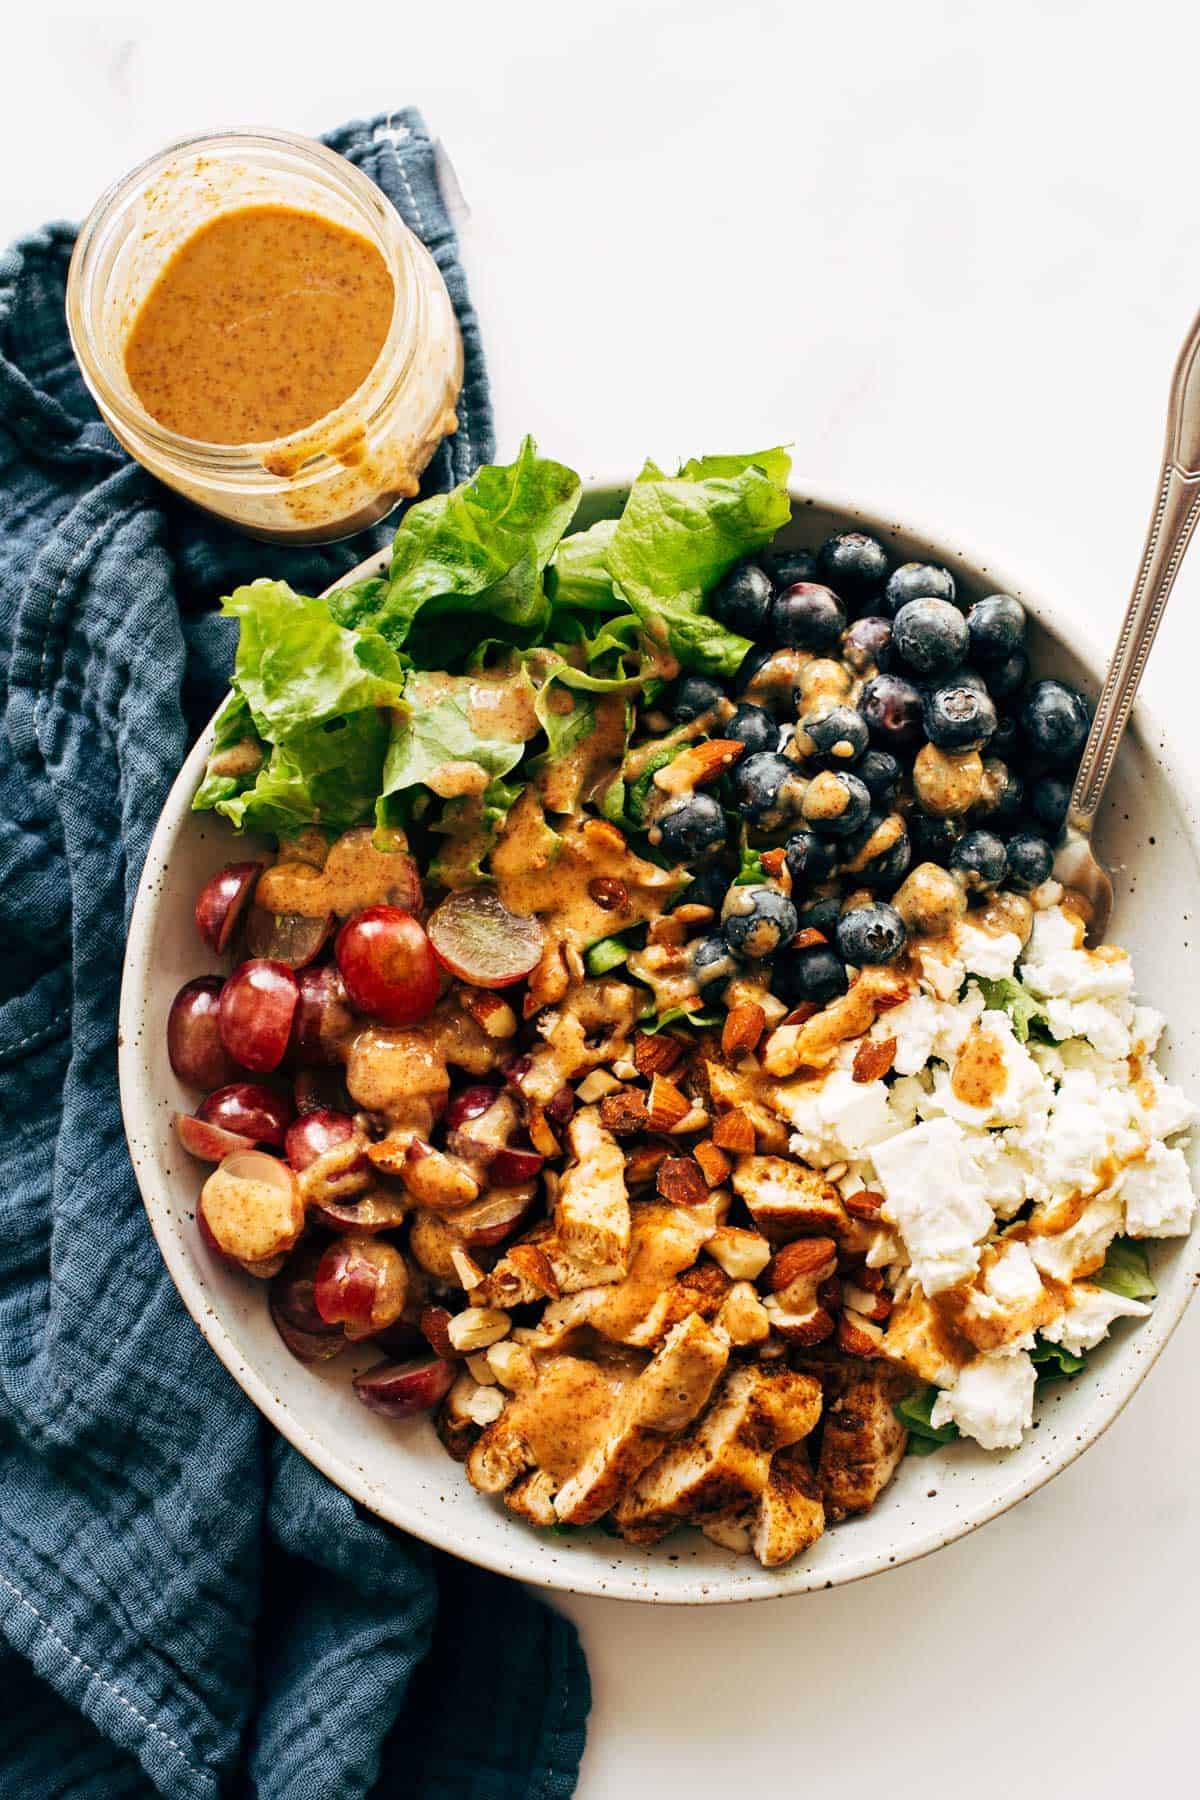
<box><xmin>0</xmin><ymin>110</ymin><xmax>589</xmax><ymax>1800</ymax></box>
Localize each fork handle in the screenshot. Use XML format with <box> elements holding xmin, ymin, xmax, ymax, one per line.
<box><xmin>1069</xmin><ymin>311</ymin><xmax>1200</xmax><ymax>831</ymax></box>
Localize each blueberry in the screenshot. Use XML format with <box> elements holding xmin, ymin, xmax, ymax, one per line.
<box><xmin>884</xmin><ymin>562</ymin><xmax>957</xmax><ymax>615</ymax></box>
<box><xmin>909</xmin><ymin>813</ymin><xmax>962</xmax><ymax>865</ymax></box>
<box><xmin>845</xmin><ymin>814</ymin><xmax>912</xmax><ymax>890</ymax></box>
<box><xmin>967</xmin><ymin>594</ymin><xmax>1026</xmax><ymax>665</ymax></box>
<box><xmin>987</xmin><ymin>648</ymin><xmax>1029</xmax><ymax>701</ymax></box>
<box><xmin>796</xmin><ymin>894</ymin><xmax>843</xmax><ymax>938</ymax></box>
<box><xmin>836</xmin><ymin>900</ymin><xmax>907</xmax><ymax>965</ymax></box>
<box><xmin>1020</xmin><ymin>679</ymin><xmax>1090</xmax><ymax>765</ymax></box>
<box><xmin>860</xmin><ymin>673</ymin><xmax>925</xmax><ymax>751</ymax></box>
<box><xmin>759</xmin><ymin>547</ymin><xmax>819</xmax><ymax>592</ymax></box>
<box><xmin>772</xmin><ymin>945</ymin><xmax>849</xmax><ymax>1007</ymax></box>
<box><xmin>892</xmin><ymin>597</ymin><xmax>969</xmax><ymax>677</ymax></box>
<box><xmin>801</xmin><ymin>770</ymin><xmax>872</xmax><ymax>838</ymax></box>
<box><xmin>801</xmin><ymin>703</ymin><xmax>870</xmax><ymax>764</ymax></box>
<box><xmin>675</xmin><ymin>865</ymin><xmax>731</xmax><ymax>913</ymax></box>
<box><xmin>726</xmin><ymin>702</ymin><xmax>778</xmax><ymax>756</ymax></box>
<box><xmin>734</xmin><ymin>642</ymin><xmax>774</xmax><ymax>694</ymax></box>
<box><xmin>692</xmin><ymin>933</ymin><xmax>738</xmax><ymax>999</ymax></box>
<box><xmin>658</xmin><ymin>794</ymin><xmax>727</xmax><ymax>860</ymax></box>
<box><xmin>910</xmin><ymin>816</ymin><xmax>962</xmax><ymax>866</ymax></box>
<box><xmin>842</xmin><ymin>614</ymin><xmax>894</xmax><ymax>674</ymax></box>
<box><xmin>857</xmin><ymin>748</ymin><xmax>902</xmax><ymax>807</ymax></box>
<box><xmin>923</xmin><ymin>679</ymin><xmax>997</xmax><ymax>751</ymax></box>
<box><xmin>670</xmin><ymin>674</ymin><xmax>725</xmax><ymax>722</ymax></box>
<box><xmin>722</xmin><ymin>886</ymin><xmax>799</xmax><ymax>959</ymax></box>
<box><xmin>733</xmin><ymin>751</ymin><xmax>807</xmax><ymax>829</ymax></box>
<box><xmin>978</xmin><ymin>758</ymin><xmax>1025</xmax><ymax>821</ymax></box>
<box><xmin>817</xmin><ymin>532</ymin><xmax>889</xmax><ymax>602</ymax></box>
<box><xmin>772</xmin><ymin>582</ymin><xmax>847</xmax><ymax>652</ymax></box>
<box><xmin>950</xmin><ymin>828</ymin><xmax>1008</xmax><ymax>892</ymax></box>
<box><xmin>712</xmin><ymin>560</ymin><xmax>773</xmax><ymax>637</ymax></box>
<box><xmin>990</xmin><ymin>713</ymin><xmax>1020</xmax><ymax>759</ymax></box>
<box><xmin>1006</xmin><ymin>831</ymin><xmax>1054</xmax><ymax>892</ymax></box>
<box><xmin>785</xmin><ymin>829</ymin><xmax>839</xmax><ymax>889</ymax></box>
<box><xmin>1031</xmin><ymin>773</ymin><xmax>1071</xmax><ymax>835</ymax></box>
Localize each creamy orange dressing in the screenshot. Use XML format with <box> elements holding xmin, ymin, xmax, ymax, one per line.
<box><xmin>950</xmin><ymin>1026</ymin><xmax>1008</xmax><ymax>1108</ymax></box>
<box><xmin>125</xmin><ymin>205</ymin><xmax>395</xmax><ymax>443</ymax></box>
<box><xmin>499</xmin><ymin>1354</ymin><xmax>637</xmax><ymax>1483</ymax></box>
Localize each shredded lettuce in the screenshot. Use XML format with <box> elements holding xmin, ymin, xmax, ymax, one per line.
<box><xmin>639</xmin><ymin>1004</ymin><xmax>721</xmax><ymax>1034</ymax></box>
<box><xmin>1030</xmin><ymin>1338</ymin><xmax>1087</xmax><ymax>1382</ymax></box>
<box><xmin>585</xmin><ymin>934</ymin><xmax>634</xmax><ymax>977</ymax></box>
<box><xmin>895</xmin><ymin>1384</ymin><xmax>959</xmax><ymax>1455</ymax></box>
<box><xmin>1094</xmin><ymin>1237</ymin><xmax>1157</xmax><ymax>1301</ymax></box>
<box><xmin>975</xmin><ymin>975</ymin><xmax>1059</xmax><ymax>1045</ymax></box>
<box><xmin>547</xmin><ymin>518</ymin><xmax>619</xmax><ymax>611</ymax></box>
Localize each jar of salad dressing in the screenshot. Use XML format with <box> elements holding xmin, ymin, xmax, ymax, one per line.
<box><xmin>67</xmin><ymin>130</ymin><xmax>462</xmax><ymax>543</ymax></box>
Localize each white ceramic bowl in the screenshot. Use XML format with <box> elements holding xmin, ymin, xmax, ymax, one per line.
<box><xmin>119</xmin><ymin>483</ymin><xmax>1200</xmax><ymax>1604</ymax></box>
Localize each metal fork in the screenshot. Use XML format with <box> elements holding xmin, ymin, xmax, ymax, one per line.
<box><xmin>1054</xmin><ymin>308</ymin><xmax>1200</xmax><ymax>940</ymax></box>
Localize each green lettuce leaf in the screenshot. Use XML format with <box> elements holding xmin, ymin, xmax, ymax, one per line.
<box><xmin>605</xmin><ymin>449</ymin><xmax>791</xmax><ymax>675</ymax></box>
<box><xmin>639</xmin><ymin>1004</ymin><xmax>721</xmax><ymax>1034</ymax></box>
<box><xmin>428</xmin><ymin>777</ymin><xmax>524</xmax><ymax>887</ymax></box>
<box><xmin>330</xmin><ymin>437</ymin><xmax>581</xmax><ymax>653</ymax></box>
<box><xmin>191</xmin><ymin>690</ymin><xmax>264</xmax><ymax>819</ymax></box>
<box><xmin>379</xmin><ymin>674</ymin><xmax>533</xmax><ymax>825</ymax></box>
<box><xmin>1030</xmin><ymin>1338</ymin><xmax>1087</xmax><ymax>1382</ymax></box>
<box><xmin>895</xmin><ymin>1385</ymin><xmax>959</xmax><ymax>1456</ymax></box>
<box><xmin>1094</xmin><ymin>1237</ymin><xmax>1157</xmax><ymax>1301</ymax></box>
<box><xmin>975</xmin><ymin>975</ymin><xmax>1059</xmax><ymax>1045</ymax></box>
<box><xmin>627</xmin><ymin>745</ymin><xmax>677</xmax><ymax>825</ymax></box>
<box><xmin>547</xmin><ymin>518</ymin><xmax>618</xmax><ymax>611</ymax></box>
<box><xmin>585</xmin><ymin>933</ymin><xmax>634</xmax><ymax>976</ymax></box>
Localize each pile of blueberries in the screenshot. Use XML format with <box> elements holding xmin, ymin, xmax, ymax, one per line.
<box><xmin>657</xmin><ymin>530</ymin><xmax>1092</xmax><ymax>1009</ymax></box>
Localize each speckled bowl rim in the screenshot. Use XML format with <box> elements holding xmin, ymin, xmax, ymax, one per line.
<box><xmin>119</xmin><ymin>479</ymin><xmax>1200</xmax><ymax>1605</ymax></box>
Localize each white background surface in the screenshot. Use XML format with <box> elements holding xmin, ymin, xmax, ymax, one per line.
<box><xmin>8</xmin><ymin>5</ymin><xmax>1200</xmax><ymax>1793</ymax></box>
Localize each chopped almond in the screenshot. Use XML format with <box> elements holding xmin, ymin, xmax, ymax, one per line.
<box><xmin>625</xmin><ymin>1143</ymin><xmax>668</xmax><ymax>1188</ymax></box>
<box><xmin>526</xmin><ymin>1104</ymin><xmax>561</xmax><ymax>1160</ymax></box>
<box><xmin>712</xmin><ymin>1108</ymin><xmax>756</xmax><ymax>1154</ymax></box>
<box><xmin>599</xmin><ymin>1087</ymin><xmax>650</xmax><ymax>1136</ymax></box>
<box><xmin>633</xmin><ymin>1032</ymin><xmax>687</xmax><ymax>1077</ymax></box>
<box><xmin>457</xmin><ymin>988</ymin><xmax>518</xmax><ymax>1039</ymax></box>
<box><xmin>506</xmin><ymin>1243</ymin><xmax>560</xmax><ymax>1299</ymax></box>
<box><xmin>837</xmin><ymin>1311</ymin><xmax>886</xmax><ymax>1357</ymax></box>
<box><xmin>722</xmin><ymin>1002</ymin><xmax>766</xmax><ymax>1062</ymax></box>
<box><xmin>653</xmin><ymin>738</ymin><xmax>745</xmax><ymax>797</ymax></box>
<box><xmin>765</xmin><ymin>1237</ymin><xmax>839</xmax><ymax>1293</ymax></box>
<box><xmin>647</xmin><ymin>1074</ymin><xmax>690</xmax><ymax>1131</ymax></box>
<box><xmin>657</xmin><ymin>1155</ymin><xmax>708</xmax><ymax>1208</ymax></box>
<box><xmin>852</xmin><ymin>1035</ymin><xmax>897</xmax><ymax>1083</ymax></box>
<box><xmin>843</xmin><ymin>1188</ymin><xmax>884</xmax><ymax>1222</ymax></box>
<box><xmin>791</xmin><ymin>927</ymin><xmax>828</xmax><ymax>951</ymax></box>
<box><xmin>693</xmin><ymin>1140</ymin><xmax>732</xmax><ymax>1188</ymax></box>
<box><xmin>647</xmin><ymin>914</ymin><xmax>688</xmax><ymax>948</ymax></box>
<box><xmin>759</xmin><ymin>847</ymin><xmax>787</xmax><ymax>879</ymax></box>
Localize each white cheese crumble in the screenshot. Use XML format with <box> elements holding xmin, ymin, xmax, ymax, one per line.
<box><xmin>1122</xmin><ymin>1142</ymin><xmax>1196</xmax><ymax>1238</ymax></box>
<box><xmin>930</xmin><ymin>1350</ymin><xmax>1037</xmax><ymax>1450</ymax></box>
<box><xmin>870</xmin><ymin>1117</ymin><xmax>993</xmax><ymax>1293</ymax></box>
<box><xmin>1040</xmin><ymin>1282</ymin><xmax>1151</xmax><ymax>1354</ymax></box>
<box><xmin>957</xmin><ymin>923</ymin><xmax>1022</xmax><ymax>981</ymax></box>
<box><xmin>775</xmin><ymin>1069</ymin><xmax>901</xmax><ymax>1165</ymax></box>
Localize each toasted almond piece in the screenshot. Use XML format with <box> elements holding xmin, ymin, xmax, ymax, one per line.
<box><xmin>673</xmin><ymin>902</ymin><xmax>715</xmax><ymax>927</ymax></box>
<box><xmin>693</xmin><ymin>1140</ymin><xmax>732</xmax><ymax>1188</ymax></box>
<box><xmin>669</xmin><ymin>1104</ymin><xmax>711</xmax><ymax>1136</ymax></box>
<box><xmin>759</xmin><ymin>847</ymin><xmax>787</xmax><ymax>879</ymax></box>
<box><xmin>765</xmin><ymin>1237</ymin><xmax>839</xmax><ymax>1293</ymax></box>
<box><xmin>717</xmin><ymin>1281</ymin><xmax>771</xmax><ymax>1345</ymax></box>
<box><xmin>653</xmin><ymin>738</ymin><xmax>745</xmax><ymax>797</ymax></box>
<box><xmin>817</xmin><ymin>1274</ymin><xmax>843</xmax><ymax>1313</ymax></box>
<box><xmin>466</xmin><ymin>1351</ymin><xmax>499</xmax><ymax>1385</ymax></box>
<box><xmin>657</xmin><ymin>1155</ymin><xmax>708</xmax><ymax>1208</ymax></box>
<box><xmin>420</xmin><ymin>1304</ymin><xmax>457</xmax><ymax>1359</ymax></box>
<box><xmin>712</xmin><ymin>1109</ymin><xmax>756</xmax><ymax>1154</ymax></box>
<box><xmin>837</xmin><ymin>1311</ymin><xmax>886</xmax><ymax>1357</ymax></box>
<box><xmin>457</xmin><ymin>988</ymin><xmax>518</xmax><ymax>1039</ymax></box>
<box><xmin>844</xmin><ymin>1282</ymin><xmax>893</xmax><ymax>1324</ymax></box>
<box><xmin>852</xmin><ymin>1035</ymin><xmax>897</xmax><ymax>1083</ymax></box>
<box><xmin>576</xmin><ymin>1067</ymin><xmax>623</xmax><ymax>1103</ymax></box>
<box><xmin>633</xmin><ymin>1032</ymin><xmax>687</xmax><ymax>1077</ymax></box>
<box><xmin>647</xmin><ymin>914</ymin><xmax>688</xmax><ymax>948</ymax></box>
<box><xmin>599</xmin><ymin>1088</ymin><xmax>650</xmax><ymax>1136</ymax></box>
<box><xmin>843</xmin><ymin>1187</ymin><xmax>885</xmax><ymax>1222</ymax></box>
<box><xmin>486</xmin><ymin>1339</ymin><xmax>539</xmax><ymax>1389</ymax></box>
<box><xmin>449</xmin><ymin>1246</ymin><xmax>485</xmax><ymax>1290</ymax></box>
<box><xmin>401</xmin><ymin>1141</ymin><xmax>481</xmax><ymax>1211</ymax></box>
<box><xmin>647</xmin><ymin>1074</ymin><xmax>690</xmax><ymax>1132</ymax></box>
<box><xmin>447</xmin><ymin>1307</ymin><xmax>512</xmax><ymax>1353</ymax></box>
<box><xmin>722</xmin><ymin>1002</ymin><xmax>766</xmax><ymax>1063</ymax></box>
<box><xmin>526</xmin><ymin>1104</ymin><xmax>561</xmax><ymax>1160</ymax></box>
<box><xmin>782</xmin><ymin>1001</ymin><xmax>820</xmax><ymax>1026</ymax></box>
<box><xmin>791</xmin><ymin>926</ymin><xmax>828</xmax><ymax>951</ymax></box>
<box><xmin>705</xmin><ymin>1225</ymin><xmax>771</xmax><ymax>1280</ymax></box>
<box><xmin>506</xmin><ymin>1242</ymin><xmax>561</xmax><ymax>1299</ymax></box>
<box><xmin>625</xmin><ymin>1143</ymin><xmax>668</xmax><ymax>1188</ymax></box>
<box><xmin>765</xmin><ymin>1298</ymin><xmax>837</xmax><ymax>1345</ymax></box>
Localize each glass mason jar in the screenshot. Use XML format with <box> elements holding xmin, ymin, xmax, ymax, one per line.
<box><xmin>66</xmin><ymin>129</ymin><xmax>463</xmax><ymax>543</ymax></box>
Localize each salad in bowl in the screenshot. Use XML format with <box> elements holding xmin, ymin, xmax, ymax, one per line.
<box><xmin>159</xmin><ymin>441</ymin><xmax>1196</xmax><ymax>1570</ymax></box>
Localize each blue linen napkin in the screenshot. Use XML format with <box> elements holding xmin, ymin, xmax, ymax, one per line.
<box><xmin>0</xmin><ymin>111</ymin><xmax>589</xmax><ymax>1799</ymax></box>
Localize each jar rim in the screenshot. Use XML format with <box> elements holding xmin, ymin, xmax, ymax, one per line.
<box><xmin>66</xmin><ymin>127</ymin><xmax>425</xmax><ymax>483</ymax></box>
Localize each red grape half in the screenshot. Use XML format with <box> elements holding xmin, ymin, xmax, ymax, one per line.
<box><xmin>427</xmin><ymin>888</ymin><xmax>543</xmax><ymax>988</ymax></box>
<box><xmin>335</xmin><ymin>906</ymin><xmax>439</xmax><ymax>1027</ymax></box>
<box><xmin>218</xmin><ymin>960</ymin><xmax>299</xmax><ymax>1072</ymax></box>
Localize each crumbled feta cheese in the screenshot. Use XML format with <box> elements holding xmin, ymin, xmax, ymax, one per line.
<box><xmin>1027</xmin><ymin>1191</ymin><xmax>1124</xmax><ymax>1282</ymax></box>
<box><xmin>1042</xmin><ymin>996</ymin><xmax>1132</xmax><ymax>1060</ymax></box>
<box><xmin>983</xmin><ymin>1238</ymin><xmax>1044</xmax><ymax>1307</ymax></box>
<box><xmin>930</xmin><ymin>1011</ymin><xmax>1048</xmax><ymax>1129</ymax></box>
<box><xmin>963</xmin><ymin>1129</ymin><xmax>1039</xmax><ymax>1219</ymax></box>
<box><xmin>872</xmin><ymin>988</ymin><xmax>980</xmax><ymax>1077</ymax></box>
<box><xmin>916</xmin><ymin>943</ymin><xmax>967</xmax><ymax>1001</ymax></box>
<box><xmin>1136</xmin><ymin>1069</ymin><xmax>1197</xmax><ymax>1142</ymax></box>
<box><xmin>775</xmin><ymin>1068</ymin><xmax>901</xmax><ymax>1166</ymax></box>
<box><xmin>1122</xmin><ymin>1142</ymin><xmax>1195</xmax><ymax>1237</ymax></box>
<box><xmin>957</xmin><ymin>923</ymin><xmax>1022</xmax><ymax>982</ymax></box>
<box><xmin>1021</xmin><ymin>906</ymin><xmax>1134</xmax><ymax>1004</ymax></box>
<box><xmin>1131</xmin><ymin>1007</ymin><xmax>1166</xmax><ymax>1056</ymax></box>
<box><xmin>930</xmin><ymin>1350</ymin><xmax>1037</xmax><ymax>1450</ymax></box>
<box><xmin>1015</xmin><ymin>1069</ymin><xmax>1143</xmax><ymax>1204</ymax></box>
<box><xmin>1040</xmin><ymin>1282</ymin><xmax>1151</xmax><ymax>1354</ymax></box>
<box><xmin>871</xmin><ymin>1117</ymin><xmax>993</xmax><ymax>1293</ymax></box>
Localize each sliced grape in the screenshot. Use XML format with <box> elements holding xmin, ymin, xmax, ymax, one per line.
<box><xmin>269</xmin><ymin>1241</ymin><xmax>345</xmax><ymax>1364</ymax></box>
<box><xmin>488</xmin><ymin>1146</ymin><xmax>545</xmax><ymax>1185</ymax></box>
<box><xmin>443</xmin><ymin>1084</ymin><xmax>503</xmax><ymax>1133</ymax></box>
<box><xmin>195</xmin><ymin>862</ymin><xmax>263</xmax><ymax>954</ymax></box>
<box><xmin>218</xmin><ymin>959</ymin><xmax>299</xmax><ymax>1072</ymax></box>
<box><xmin>313</xmin><ymin>1234</ymin><xmax>408</xmax><ymax>1339</ymax></box>
<box><xmin>284</xmin><ymin>1108</ymin><xmax>357</xmax><ymax>1172</ymax></box>
<box><xmin>427</xmin><ymin>889</ymin><xmax>544</xmax><ymax>988</ymax></box>
<box><xmin>199</xmin><ymin>1151</ymin><xmax>304</xmax><ymax>1264</ymax></box>
<box><xmin>353</xmin><ymin>1355</ymin><xmax>456</xmax><ymax>1418</ymax></box>
<box><xmin>175</xmin><ymin>1113</ymin><xmax>255</xmax><ymax>1162</ymax></box>
<box><xmin>289</xmin><ymin>964</ymin><xmax>354</xmax><ymax>1068</ymax></box>
<box><xmin>335</xmin><ymin>906</ymin><xmax>439</xmax><ymax>1027</ymax></box>
<box><xmin>448</xmin><ymin>1185</ymin><xmax>539</xmax><ymax>1248</ymax></box>
<box><xmin>293</xmin><ymin>1066</ymin><xmax>352</xmax><ymax>1115</ymax></box>
<box><xmin>167</xmin><ymin>977</ymin><xmax>240</xmax><ymax>1089</ymax></box>
<box><xmin>312</xmin><ymin>1189</ymin><xmax>410</xmax><ymax>1235</ymax></box>
<box><xmin>244</xmin><ymin>905</ymin><xmax>333</xmax><ymax>969</ymax></box>
<box><xmin>197</xmin><ymin>1082</ymin><xmax>293</xmax><ymax>1148</ymax></box>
